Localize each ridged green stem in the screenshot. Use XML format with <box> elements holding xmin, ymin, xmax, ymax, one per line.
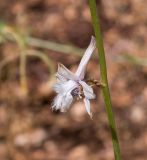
<box><xmin>88</xmin><ymin>0</ymin><xmax>122</xmax><ymax>160</ymax></box>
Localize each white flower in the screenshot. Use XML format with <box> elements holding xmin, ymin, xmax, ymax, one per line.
<box><xmin>52</xmin><ymin>36</ymin><xmax>96</xmax><ymax>117</ymax></box>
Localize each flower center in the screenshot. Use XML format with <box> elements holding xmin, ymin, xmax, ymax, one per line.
<box><xmin>70</xmin><ymin>85</ymin><xmax>84</xmax><ymax>99</ymax></box>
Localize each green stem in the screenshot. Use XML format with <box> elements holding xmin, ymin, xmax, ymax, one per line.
<box><xmin>88</xmin><ymin>1</ymin><xmax>122</xmax><ymax>160</ymax></box>
<box><xmin>16</xmin><ymin>34</ymin><xmax>28</xmax><ymax>93</ymax></box>
<box><xmin>27</xmin><ymin>37</ymin><xmax>84</xmax><ymax>57</ymax></box>
<box><xmin>26</xmin><ymin>49</ymin><xmax>55</xmax><ymax>76</ymax></box>
<box><xmin>1</xmin><ymin>27</ymin><xmax>28</xmax><ymax>93</ymax></box>
<box><xmin>9</xmin><ymin>30</ymin><xmax>27</xmax><ymax>93</ymax></box>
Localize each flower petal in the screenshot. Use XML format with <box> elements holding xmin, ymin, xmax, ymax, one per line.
<box><xmin>83</xmin><ymin>98</ymin><xmax>92</xmax><ymax>118</ymax></box>
<box><xmin>52</xmin><ymin>94</ymin><xmax>63</xmax><ymax>110</ymax></box>
<box><xmin>52</xmin><ymin>93</ymin><xmax>73</xmax><ymax>112</ymax></box>
<box><xmin>61</xmin><ymin>92</ymin><xmax>73</xmax><ymax>112</ymax></box>
<box><xmin>56</xmin><ymin>73</ymin><xmax>67</xmax><ymax>82</ymax></box>
<box><xmin>75</xmin><ymin>36</ymin><xmax>96</xmax><ymax>80</ymax></box>
<box><xmin>53</xmin><ymin>82</ymin><xmax>62</xmax><ymax>93</ymax></box>
<box><xmin>57</xmin><ymin>63</ymin><xmax>77</xmax><ymax>81</ymax></box>
<box><xmin>53</xmin><ymin>80</ymin><xmax>78</xmax><ymax>94</ymax></box>
<box><xmin>52</xmin><ymin>80</ymin><xmax>78</xmax><ymax>112</ymax></box>
<box><xmin>79</xmin><ymin>81</ymin><xmax>95</xmax><ymax>99</ymax></box>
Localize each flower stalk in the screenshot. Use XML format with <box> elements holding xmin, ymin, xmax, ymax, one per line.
<box><xmin>88</xmin><ymin>0</ymin><xmax>122</xmax><ymax>160</ymax></box>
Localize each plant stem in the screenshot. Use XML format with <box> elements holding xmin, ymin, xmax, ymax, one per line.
<box><xmin>26</xmin><ymin>49</ymin><xmax>55</xmax><ymax>76</ymax></box>
<box><xmin>16</xmin><ymin>34</ymin><xmax>28</xmax><ymax>94</ymax></box>
<box><xmin>27</xmin><ymin>37</ymin><xmax>84</xmax><ymax>57</ymax></box>
<box><xmin>88</xmin><ymin>0</ymin><xmax>122</xmax><ymax>160</ymax></box>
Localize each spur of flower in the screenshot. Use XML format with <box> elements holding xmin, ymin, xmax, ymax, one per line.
<box><xmin>52</xmin><ymin>36</ymin><xmax>97</xmax><ymax>117</ymax></box>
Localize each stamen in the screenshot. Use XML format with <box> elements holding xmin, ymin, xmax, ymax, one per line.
<box><xmin>86</xmin><ymin>79</ymin><xmax>104</xmax><ymax>87</ymax></box>
<box><xmin>70</xmin><ymin>85</ymin><xmax>85</xmax><ymax>99</ymax></box>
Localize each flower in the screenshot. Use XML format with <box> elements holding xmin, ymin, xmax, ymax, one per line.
<box><xmin>52</xmin><ymin>36</ymin><xmax>96</xmax><ymax>117</ymax></box>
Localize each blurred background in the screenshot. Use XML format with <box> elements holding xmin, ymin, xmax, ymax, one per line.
<box><xmin>0</xmin><ymin>0</ymin><xmax>147</xmax><ymax>160</ymax></box>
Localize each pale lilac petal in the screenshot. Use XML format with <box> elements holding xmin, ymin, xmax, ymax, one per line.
<box><xmin>60</xmin><ymin>92</ymin><xmax>73</xmax><ymax>112</ymax></box>
<box><xmin>79</xmin><ymin>81</ymin><xmax>95</xmax><ymax>99</ymax></box>
<box><xmin>57</xmin><ymin>63</ymin><xmax>77</xmax><ymax>81</ymax></box>
<box><xmin>52</xmin><ymin>94</ymin><xmax>63</xmax><ymax>110</ymax></box>
<box><xmin>56</xmin><ymin>73</ymin><xmax>67</xmax><ymax>82</ymax></box>
<box><xmin>53</xmin><ymin>82</ymin><xmax>62</xmax><ymax>93</ymax></box>
<box><xmin>52</xmin><ymin>93</ymin><xmax>73</xmax><ymax>112</ymax></box>
<box><xmin>53</xmin><ymin>80</ymin><xmax>78</xmax><ymax>94</ymax></box>
<box><xmin>62</xmin><ymin>80</ymin><xmax>78</xmax><ymax>93</ymax></box>
<box><xmin>52</xmin><ymin>80</ymin><xmax>78</xmax><ymax>112</ymax></box>
<box><xmin>75</xmin><ymin>36</ymin><xmax>96</xmax><ymax>80</ymax></box>
<box><xmin>83</xmin><ymin>98</ymin><xmax>92</xmax><ymax>118</ymax></box>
